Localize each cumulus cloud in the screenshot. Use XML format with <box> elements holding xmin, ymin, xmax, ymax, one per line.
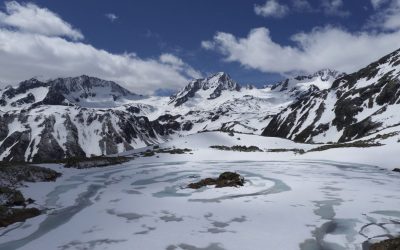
<box><xmin>0</xmin><ymin>2</ymin><xmax>201</xmax><ymax>94</ymax></box>
<box><xmin>292</xmin><ymin>0</ymin><xmax>314</xmax><ymax>12</ymax></box>
<box><xmin>0</xmin><ymin>1</ymin><xmax>83</xmax><ymax>40</ymax></box>
<box><xmin>254</xmin><ymin>0</ymin><xmax>289</xmax><ymax>18</ymax></box>
<box><xmin>368</xmin><ymin>0</ymin><xmax>400</xmax><ymax>30</ymax></box>
<box><xmin>370</xmin><ymin>0</ymin><xmax>389</xmax><ymax>9</ymax></box>
<box><xmin>202</xmin><ymin>26</ymin><xmax>400</xmax><ymax>75</ymax></box>
<box><xmin>254</xmin><ymin>0</ymin><xmax>350</xmax><ymax>18</ymax></box>
<box><xmin>321</xmin><ymin>0</ymin><xmax>350</xmax><ymax>17</ymax></box>
<box><xmin>105</xmin><ymin>13</ymin><xmax>118</xmax><ymax>22</ymax></box>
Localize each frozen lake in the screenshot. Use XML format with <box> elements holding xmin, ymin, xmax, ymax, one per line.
<box><xmin>0</xmin><ymin>160</ymin><xmax>399</xmax><ymax>250</ymax></box>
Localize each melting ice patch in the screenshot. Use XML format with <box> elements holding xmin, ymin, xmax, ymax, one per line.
<box><xmin>0</xmin><ymin>161</ymin><xmax>399</xmax><ymax>250</ymax></box>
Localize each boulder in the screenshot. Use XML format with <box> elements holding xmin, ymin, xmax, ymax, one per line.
<box><xmin>187</xmin><ymin>172</ymin><xmax>245</xmax><ymax>189</ymax></box>
<box><xmin>0</xmin><ymin>206</ymin><xmax>41</xmax><ymax>228</ymax></box>
<box><xmin>369</xmin><ymin>237</ymin><xmax>400</xmax><ymax>250</ymax></box>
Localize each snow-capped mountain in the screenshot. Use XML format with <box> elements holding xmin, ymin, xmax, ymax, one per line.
<box><xmin>2</xmin><ymin>48</ymin><xmax>400</xmax><ymax>162</ymax></box>
<box><xmin>169</xmin><ymin>72</ymin><xmax>240</xmax><ymax>106</ymax></box>
<box><xmin>49</xmin><ymin>75</ymin><xmax>143</xmax><ymax>108</ymax></box>
<box><xmin>0</xmin><ymin>70</ymin><xmax>337</xmax><ymax>162</ymax></box>
<box><xmin>269</xmin><ymin>69</ymin><xmax>343</xmax><ymax>97</ymax></box>
<box><xmin>262</xmin><ymin>49</ymin><xmax>400</xmax><ymax>143</ymax></box>
<box><xmin>0</xmin><ymin>77</ymin><xmax>165</xmax><ymax>162</ymax></box>
<box><xmin>0</xmin><ymin>75</ymin><xmax>142</xmax><ymax>111</ymax></box>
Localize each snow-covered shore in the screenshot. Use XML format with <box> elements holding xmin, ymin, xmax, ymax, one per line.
<box><xmin>123</xmin><ymin>131</ymin><xmax>400</xmax><ymax>171</ymax></box>
<box><xmin>1</xmin><ymin>132</ymin><xmax>399</xmax><ymax>250</ymax></box>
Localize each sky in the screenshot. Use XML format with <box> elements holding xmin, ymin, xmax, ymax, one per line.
<box><xmin>0</xmin><ymin>0</ymin><xmax>399</xmax><ymax>95</ymax></box>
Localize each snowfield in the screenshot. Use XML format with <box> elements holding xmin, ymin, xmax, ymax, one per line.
<box><xmin>1</xmin><ymin>132</ymin><xmax>400</xmax><ymax>250</ymax></box>
<box><xmin>1</xmin><ymin>42</ymin><xmax>400</xmax><ymax>250</ymax></box>
<box><xmin>124</xmin><ymin>131</ymin><xmax>400</xmax><ymax>171</ymax></box>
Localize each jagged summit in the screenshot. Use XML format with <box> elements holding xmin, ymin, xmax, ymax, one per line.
<box><xmin>169</xmin><ymin>72</ymin><xmax>241</xmax><ymax>106</ymax></box>
<box><xmin>268</xmin><ymin>69</ymin><xmax>343</xmax><ymax>99</ymax></box>
<box><xmin>51</xmin><ymin>75</ymin><xmax>133</xmax><ymax>95</ymax></box>
<box><xmin>49</xmin><ymin>75</ymin><xmax>141</xmax><ymax>108</ymax></box>
<box><xmin>202</xmin><ymin>72</ymin><xmax>239</xmax><ymax>90</ymax></box>
<box><xmin>0</xmin><ymin>75</ymin><xmax>141</xmax><ymax>110</ymax></box>
<box><xmin>293</xmin><ymin>69</ymin><xmax>344</xmax><ymax>82</ymax></box>
<box><xmin>263</xmin><ymin>48</ymin><xmax>400</xmax><ymax>143</ymax></box>
<box><xmin>1</xmin><ymin>48</ymin><xmax>400</xmax><ymax>162</ymax></box>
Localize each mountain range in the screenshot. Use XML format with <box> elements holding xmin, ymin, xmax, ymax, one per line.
<box><xmin>1</xmin><ymin>49</ymin><xmax>400</xmax><ymax>162</ymax></box>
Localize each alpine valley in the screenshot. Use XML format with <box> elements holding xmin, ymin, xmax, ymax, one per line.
<box><xmin>2</xmin><ymin>49</ymin><xmax>400</xmax><ymax>162</ymax></box>
<box><xmin>1</xmin><ymin>49</ymin><xmax>400</xmax><ymax>250</ymax></box>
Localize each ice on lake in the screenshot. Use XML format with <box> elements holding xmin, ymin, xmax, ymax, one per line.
<box><xmin>0</xmin><ymin>160</ymin><xmax>399</xmax><ymax>250</ymax></box>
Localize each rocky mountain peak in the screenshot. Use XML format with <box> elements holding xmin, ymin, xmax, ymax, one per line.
<box><xmin>169</xmin><ymin>72</ymin><xmax>241</xmax><ymax>107</ymax></box>
<box><xmin>269</xmin><ymin>69</ymin><xmax>341</xmax><ymax>100</ymax></box>
<box><xmin>47</xmin><ymin>76</ymin><xmax>141</xmax><ymax>108</ymax></box>
<box><xmin>0</xmin><ymin>75</ymin><xmax>142</xmax><ymax>110</ymax></box>
<box><xmin>263</xmin><ymin>48</ymin><xmax>400</xmax><ymax>144</ymax></box>
<box><xmin>292</xmin><ymin>69</ymin><xmax>342</xmax><ymax>82</ymax></box>
<box><xmin>203</xmin><ymin>72</ymin><xmax>238</xmax><ymax>90</ymax></box>
<box><xmin>312</xmin><ymin>69</ymin><xmax>343</xmax><ymax>81</ymax></box>
<box><xmin>50</xmin><ymin>75</ymin><xmax>134</xmax><ymax>96</ymax></box>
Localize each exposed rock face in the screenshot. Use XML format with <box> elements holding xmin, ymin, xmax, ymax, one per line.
<box><xmin>263</xmin><ymin>49</ymin><xmax>400</xmax><ymax>143</ymax></box>
<box><xmin>0</xmin><ymin>130</ymin><xmax>31</xmax><ymax>162</ymax></box>
<box><xmin>48</xmin><ymin>75</ymin><xmax>142</xmax><ymax>107</ymax></box>
<box><xmin>269</xmin><ymin>69</ymin><xmax>342</xmax><ymax>97</ymax></box>
<box><xmin>64</xmin><ymin>156</ymin><xmax>130</xmax><ymax>169</ymax></box>
<box><xmin>0</xmin><ymin>106</ymin><xmax>175</xmax><ymax>162</ymax></box>
<box><xmin>187</xmin><ymin>172</ymin><xmax>245</xmax><ymax>189</ymax></box>
<box><xmin>0</xmin><ymin>75</ymin><xmax>142</xmax><ymax>110</ymax></box>
<box><xmin>0</xmin><ymin>68</ymin><xmax>347</xmax><ymax>162</ymax></box>
<box><xmin>2</xmin><ymin>48</ymin><xmax>400</xmax><ymax>161</ymax></box>
<box><xmin>0</xmin><ymin>187</ymin><xmax>25</xmax><ymax>206</ymax></box>
<box><xmin>0</xmin><ymin>207</ymin><xmax>41</xmax><ymax>228</ymax></box>
<box><xmin>169</xmin><ymin>72</ymin><xmax>240</xmax><ymax>107</ymax></box>
<box><xmin>369</xmin><ymin>237</ymin><xmax>400</xmax><ymax>250</ymax></box>
<box><xmin>0</xmin><ymin>164</ymin><xmax>61</xmax><ymax>186</ymax></box>
<box><xmin>0</xmin><ymin>164</ymin><xmax>61</xmax><ymax>228</ymax></box>
<box><xmin>32</xmin><ymin>115</ymin><xmax>66</xmax><ymax>162</ymax></box>
<box><xmin>0</xmin><ymin>76</ymin><xmax>173</xmax><ymax>162</ymax></box>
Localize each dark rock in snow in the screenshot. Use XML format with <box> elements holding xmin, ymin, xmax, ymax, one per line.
<box><xmin>369</xmin><ymin>237</ymin><xmax>400</xmax><ymax>250</ymax></box>
<box><xmin>187</xmin><ymin>172</ymin><xmax>245</xmax><ymax>189</ymax></box>
<box><xmin>0</xmin><ymin>206</ymin><xmax>41</xmax><ymax>228</ymax></box>
<box><xmin>0</xmin><ymin>164</ymin><xmax>61</xmax><ymax>227</ymax></box>
<box><xmin>0</xmin><ymin>187</ymin><xmax>25</xmax><ymax>206</ymax></box>
<box><xmin>262</xmin><ymin>48</ymin><xmax>400</xmax><ymax>143</ymax></box>
<box><xmin>169</xmin><ymin>72</ymin><xmax>240</xmax><ymax>107</ymax></box>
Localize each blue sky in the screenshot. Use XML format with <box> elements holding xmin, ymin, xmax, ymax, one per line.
<box><xmin>0</xmin><ymin>0</ymin><xmax>399</xmax><ymax>94</ymax></box>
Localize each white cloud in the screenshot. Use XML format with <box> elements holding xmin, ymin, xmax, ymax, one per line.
<box><xmin>254</xmin><ymin>0</ymin><xmax>289</xmax><ymax>18</ymax></box>
<box><xmin>159</xmin><ymin>53</ymin><xmax>184</xmax><ymax>66</ymax></box>
<box><xmin>105</xmin><ymin>13</ymin><xmax>118</xmax><ymax>22</ymax></box>
<box><xmin>159</xmin><ymin>53</ymin><xmax>202</xmax><ymax>79</ymax></box>
<box><xmin>321</xmin><ymin>0</ymin><xmax>350</xmax><ymax>17</ymax></box>
<box><xmin>202</xmin><ymin>26</ymin><xmax>400</xmax><ymax>75</ymax></box>
<box><xmin>292</xmin><ymin>0</ymin><xmax>313</xmax><ymax>12</ymax></box>
<box><xmin>0</xmin><ymin>1</ymin><xmax>83</xmax><ymax>40</ymax></box>
<box><xmin>371</xmin><ymin>0</ymin><xmax>388</xmax><ymax>9</ymax></box>
<box><xmin>369</xmin><ymin>0</ymin><xmax>400</xmax><ymax>30</ymax></box>
<box><xmin>0</xmin><ymin>2</ymin><xmax>202</xmax><ymax>94</ymax></box>
<box><xmin>201</xmin><ymin>41</ymin><xmax>214</xmax><ymax>50</ymax></box>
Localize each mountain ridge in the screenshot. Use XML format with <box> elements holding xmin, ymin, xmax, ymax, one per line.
<box><xmin>262</xmin><ymin>48</ymin><xmax>400</xmax><ymax>143</ymax></box>
<box><xmin>1</xmin><ymin>48</ymin><xmax>400</xmax><ymax>162</ymax></box>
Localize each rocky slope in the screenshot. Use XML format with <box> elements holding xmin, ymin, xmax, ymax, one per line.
<box><xmin>0</xmin><ymin>71</ymin><xmax>343</xmax><ymax>162</ymax></box>
<box><xmin>169</xmin><ymin>72</ymin><xmax>240</xmax><ymax>106</ymax></box>
<box><xmin>3</xmin><ymin>48</ymin><xmax>400</xmax><ymax>162</ymax></box>
<box><xmin>153</xmin><ymin>71</ymin><xmax>338</xmax><ymax>135</ymax></box>
<box><xmin>262</xmin><ymin>49</ymin><xmax>400</xmax><ymax>143</ymax></box>
<box><xmin>0</xmin><ymin>77</ymin><xmax>169</xmax><ymax>162</ymax></box>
